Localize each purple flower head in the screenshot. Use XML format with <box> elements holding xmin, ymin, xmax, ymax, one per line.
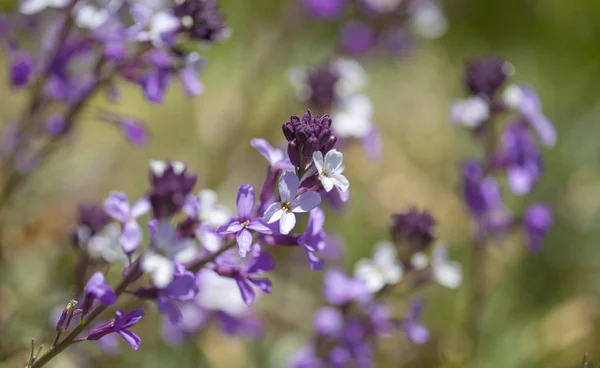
<box><xmin>323</xmin><ymin>268</ymin><xmax>371</xmax><ymax>305</ymax></box>
<box><xmin>218</xmin><ymin>184</ymin><xmax>272</xmax><ymax>257</ymax></box>
<box><xmin>10</xmin><ymin>50</ymin><xmax>34</xmax><ymax>87</ymax></box>
<box><xmin>87</xmin><ymin>309</ymin><xmax>145</xmax><ymax>350</ymax></box>
<box><xmin>104</xmin><ymin>192</ymin><xmax>151</xmax><ymax>254</ymax></box>
<box><xmin>148</xmin><ymin>160</ymin><xmax>198</xmax><ymax>219</ymax></box>
<box><xmin>213</xmin><ymin>245</ymin><xmax>275</xmax><ymax>305</ymax></box>
<box><xmin>298</xmin><ymin>207</ymin><xmax>327</xmax><ymax>270</ymax></box>
<box><xmin>401</xmin><ymin>298</ymin><xmax>429</xmax><ymax>344</ymax></box>
<box><xmin>499</xmin><ymin>122</ymin><xmax>543</xmax><ymax>196</ymax></box>
<box><xmin>523</xmin><ymin>204</ymin><xmax>553</xmax><ymax>253</ymax></box>
<box><xmin>340</xmin><ymin>21</ymin><xmax>375</xmax><ymax>56</ymax></box>
<box><xmin>390</xmin><ymin>208</ymin><xmax>436</xmax><ymax>251</ymax></box>
<box><xmin>120</xmin><ymin>119</ymin><xmax>148</xmax><ymax>146</ymax></box>
<box><xmin>465</xmin><ymin>56</ymin><xmax>511</xmax><ymax>98</ymax></box>
<box><xmin>133</xmin><ymin>264</ymin><xmax>198</xmax><ymax>323</ymax></box>
<box><xmin>173</xmin><ymin>0</ymin><xmax>229</xmax><ymax>43</ymax></box>
<box><xmin>302</xmin><ymin>0</ymin><xmax>347</xmax><ymax>20</ymax></box>
<box><xmin>263</xmin><ymin>171</ymin><xmax>322</xmax><ymax>235</ymax></box>
<box><xmin>81</xmin><ymin>272</ymin><xmax>116</xmax><ymax>315</ymax></box>
<box><xmin>305</xmin><ymin>63</ymin><xmax>340</xmax><ymax>109</ymax></box>
<box><xmin>503</xmin><ymin>84</ymin><xmax>556</xmax><ymax>147</ymax></box>
<box><xmin>282</xmin><ymin>110</ymin><xmax>337</xmax><ymax>166</ymax></box>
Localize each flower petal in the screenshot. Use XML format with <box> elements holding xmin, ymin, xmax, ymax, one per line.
<box><xmin>279</xmin><ymin>171</ymin><xmax>300</xmax><ymax>203</ymax></box>
<box><xmin>247</xmin><ymin>218</ymin><xmax>272</xmax><ymax>234</ymax></box>
<box><xmin>236</xmin><ymin>184</ymin><xmax>255</xmax><ymax>219</ymax></box>
<box><xmin>354</xmin><ymin>259</ymin><xmax>385</xmax><ymax>293</ymax></box>
<box><xmin>131</xmin><ymin>198</ymin><xmax>151</xmax><ymax>218</ymax></box>
<box><xmin>312</xmin><ymin>151</ymin><xmax>324</xmax><ymax>172</ymax></box>
<box><xmin>217</xmin><ymin>220</ymin><xmax>242</xmax><ymax>234</ymax></box>
<box><xmin>245</xmin><ymin>250</ymin><xmax>276</xmax><ymax>274</ymax></box>
<box><xmin>104</xmin><ymin>191</ymin><xmax>130</xmax><ymax>222</ymax></box>
<box><xmin>236</xmin><ymin>228</ymin><xmax>253</xmax><ymax>257</ymax></box>
<box><xmin>324</xmin><ymin>149</ymin><xmax>344</xmax><ymax>173</ymax></box>
<box><xmin>247</xmin><ymin>277</ymin><xmax>272</xmax><ymax>294</ymax></box>
<box><xmin>279</xmin><ymin>211</ymin><xmax>296</xmax><ymax>235</ymax></box>
<box><xmin>320</xmin><ymin>176</ymin><xmax>334</xmax><ymax>192</ymax></box>
<box><xmin>329</xmin><ymin>173</ymin><xmax>349</xmax><ymax>192</ymax></box>
<box><xmin>118</xmin><ymin>330</ymin><xmax>142</xmax><ymax>350</ymax></box>
<box><xmin>263</xmin><ymin>203</ymin><xmax>283</xmax><ymax>224</ymax></box>
<box><xmin>291</xmin><ymin>191</ymin><xmax>321</xmax><ymax>213</ymax></box>
<box><xmin>235</xmin><ymin>277</ymin><xmax>256</xmax><ymax>305</ymax></box>
<box><xmin>120</xmin><ymin>221</ymin><xmax>142</xmax><ymax>254</ymax></box>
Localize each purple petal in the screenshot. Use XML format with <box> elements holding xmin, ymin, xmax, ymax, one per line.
<box><xmin>131</xmin><ymin>198</ymin><xmax>151</xmax><ymax>218</ymax></box>
<box><xmin>104</xmin><ymin>191</ymin><xmax>130</xmax><ymax>222</ymax></box>
<box><xmin>236</xmin><ymin>184</ymin><xmax>255</xmax><ymax>219</ymax></box>
<box><xmin>235</xmin><ymin>277</ymin><xmax>256</xmax><ymax>305</ymax></box>
<box><xmin>245</xmin><ymin>250</ymin><xmax>276</xmax><ymax>274</ymax></box>
<box><xmin>165</xmin><ymin>273</ymin><xmax>198</xmax><ymax>300</ymax></box>
<box><xmin>120</xmin><ymin>220</ymin><xmax>142</xmax><ymax>254</ymax></box>
<box><xmin>313</xmin><ymin>307</ymin><xmax>343</xmax><ymax>337</ymax></box>
<box><xmin>120</xmin><ymin>119</ymin><xmax>148</xmax><ymax>146</ymax></box>
<box><xmin>247</xmin><ymin>277</ymin><xmax>272</xmax><ymax>294</ymax></box>
<box><xmin>402</xmin><ymin>321</ymin><xmax>429</xmax><ymax>344</ymax></box>
<box><xmin>180</xmin><ymin>66</ymin><xmax>204</xmax><ymax>96</ymax></box>
<box><xmin>528</xmin><ymin>114</ymin><xmax>556</xmax><ymax>148</ymax></box>
<box><xmin>305</xmin><ymin>249</ymin><xmax>324</xmax><ymax>271</ymax></box>
<box><xmin>118</xmin><ymin>329</ymin><xmax>142</xmax><ymax>350</ymax></box>
<box><xmin>157</xmin><ymin>296</ymin><xmax>182</xmax><ymax>323</ymax></box>
<box><xmin>236</xmin><ymin>228</ymin><xmax>253</xmax><ymax>257</ymax></box>
<box><xmin>120</xmin><ymin>309</ymin><xmax>145</xmax><ymax>329</ymax></box>
<box><xmin>247</xmin><ymin>218</ymin><xmax>272</xmax><ymax>234</ymax></box>
<box><xmin>279</xmin><ymin>171</ymin><xmax>300</xmax><ymax>203</ymax></box>
<box><xmin>217</xmin><ymin>220</ymin><xmax>242</xmax><ymax>234</ymax></box>
<box><xmin>363</xmin><ymin>127</ymin><xmax>383</xmax><ymax>161</ymax></box>
<box><xmin>507</xmin><ymin>166</ymin><xmax>535</xmax><ymax>195</ymax></box>
<box><xmin>250</xmin><ymin>138</ymin><xmax>282</xmax><ymax>166</ymax></box>
<box><xmin>290</xmin><ymin>191</ymin><xmax>321</xmax><ymax>213</ymax></box>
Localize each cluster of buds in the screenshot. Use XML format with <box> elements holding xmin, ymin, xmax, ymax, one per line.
<box><xmin>282</xmin><ymin>110</ymin><xmax>337</xmax><ymax>168</ymax></box>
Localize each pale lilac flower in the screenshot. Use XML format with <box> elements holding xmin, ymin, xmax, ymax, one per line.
<box><xmin>87</xmin><ymin>309</ymin><xmax>145</xmax><ymax>350</ymax></box>
<box><xmin>263</xmin><ymin>171</ymin><xmax>321</xmax><ymax>234</ymax></box>
<box><xmin>431</xmin><ymin>243</ymin><xmax>462</xmax><ymax>289</ymax></box>
<box><xmin>409</xmin><ymin>0</ymin><xmax>448</xmax><ymax>39</ymax></box>
<box><xmin>523</xmin><ymin>204</ymin><xmax>553</xmax><ymax>253</ymax></box>
<box><xmin>179</xmin><ymin>52</ymin><xmax>205</xmax><ymax>96</ymax></box>
<box><xmin>74</xmin><ymin>4</ymin><xmax>110</xmax><ymax>30</ymax></box>
<box><xmin>197</xmin><ymin>189</ymin><xmax>231</xmax><ymax>227</ymax></box>
<box><xmin>218</xmin><ymin>184</ymin><xmax>271</xmax><ymax>257</ymax></box>
<box><xmin>104</xmin><ymin>192</ymin><xmax>151</xmax><ymax>254</ymax></box>
<box><xmin>354</xmin><ymin>241</ymin><xmax>403</xmax><ymax>293</ymax></box>
<box><xmin>313</xmin><ymin>150</ymin><xmax>349</xmax><ymax>193</ymax></box>
<box><xmin>298</xmin><ymin>208</ymin><xmax>327</xmax><ymax>270</ymax></box>
<box><xmin>212</xmin><ymin>245</ymin><xmax>275</xmax><ymax>305</ymax></box>
<box><xmin>250</xmin><ymin>138</ymin><xmax>293</xmax><ymax>170</ymax></box>
<box><xmin>450</xmin><ymin>96</ymin><xmax>490</xmax><ymax>128</ymax></box>
<box><xmin>503</xmin><ymin>84</ymin><xmax>556</xmax><ymax>147</ymax></box>
<box><xmin>81</xmin><ymin>272</ymin><xmax>116</xmax><ymax>315</ymax></box>
<box><xmin>19</xmin><ymin>0</ymin><xmax>69</xmax><ymax>15</ymax></box>
<box><xmin>401</xmin><ymin>298</ymin><xmax>429</xmax><ymax>344</ymax></box>
<box><xmin>85</xmin><ymin>223</ymin><xmax>128</xmax><ymax>264</ymax></box>
<box><xmin>323</xmin><ymin>268</ymin><xmax>371</xmax><ymax>305</ymax></box>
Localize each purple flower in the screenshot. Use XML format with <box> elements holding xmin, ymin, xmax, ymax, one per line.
<box><xmin>503</xmin><ymin>84</ymin><xmax>556</xmax><ymax>147</ymax></box>
<box><xmin>213</xmin><ymin>245</ymin><xmax>275</xmax><ymax>305</ymax></box>
<box><xmin>81</xmin><ymin>272</ymin><xmax>116</xmax><ymax>315</ymax></box>
<box><xmin>302</xmin><ymin>0</ymin><xmax>347</xmax><ymax>20</ymax></box>
<box><xmin>313</xmin><ymin>306</ymin><xmax>344</xmax><ymax>337</ymax></box>
<box><xmin>298</xmin><ymin>208</ymin><xmax>327</xmax><ymax>270</ymax></box>
<box><xmin>523</xmin><ymin>204</ymin><xmax>553</xmax><ymax>253</ymax></box>
<box><xmin>104</xmin><ymin>192</ymin><xmax>151</xmax><ymax>254</ymax></box>
<box><xmin>127</xmin><ymin>5</ymin><xmax>179</xmax><ymax>47</ymax></box>
<box><xmin>263</xmin><ymin>171</ymin><xmax>322</xmax><ymax>235</ymax></box>
<box><xmin>499</xmin><ymin>123</ymin><xmax>542</xmax><ymax>196</ymax></box>
<box><xmin>10</xmin><ymin>51</ymin><xmax>34</xmax><ymax>87</ymax></box>
<box><xmin>323</xmin><ymin>268</ymin><xmax>371</xmax><ymax>305</ymax></box>
<box><xmin>282</xmin><ymin>110</ymin><xmax>337</xmax><ymax>167</ymax></box>
<box><xmin>340</xmin><ymin>21</ymin><xmax>375</xmax><ymax>56</ymax></box>
<box><xmin>133</xmin><ymin>264</ymin><xmax>198</xmax><ymax>323</ymax></box>
<box><xmin>148</xmin><ymin>160</ymin><xmax>198</xmax><ymax>219</ymax></box>
<box><xmin>218</xmin><ymin>184</ymin><xmax>271</xmax><ymax>257</ymax></box>
<box><xmin>401</xmin><ymin>298</ymin><xmax>429</xmax><ymax>344</ymax></box>
<box><xmin>87</xmin><ymin>309</ymin><xmax>145</xmax><ymax>350</ymax></box>
<box><xmin>120</xmin><ymin>119</ymin><xmax>148</xmax><ymax>146</ymax></box>
<box><xmin>464</xmin><ymin>56</ymin><xmax>511</xmax><ymax>98</ymax></box>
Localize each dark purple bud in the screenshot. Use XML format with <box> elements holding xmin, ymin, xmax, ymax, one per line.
<box><xmin>177</xmin><ymin>217</ymin><xmax>199</xmax><ymax>238</ymax></box>
<box><xmin>391</xmin><ymin>208</ymin><xmax>436</xmax><ymax>252</ymax></box>
<box><xmin>46</xmin><ymin>116</ymin><xmax>66</xmax><ymax>137</ymax></box>
<box><xmin>465</xmin><ymin>57</ymin><xmax>511</xmax><ymax>98</ymax></box>
<box><xmin>323</xmin><ymin>135</ymin><xmax>337</xmax><ymax>152</ymax></box>
<box><xmin>148</xmin><ymin>161</ymin><xmax>198</xmax><ymax>219</ymax></box>
<box><xmin>302</xmin><ymin>135</ymin><xmax>318</xmax><ymax>157</ymax></box>
<box><xmin>282</xmin><ymin>121</ymin><xmax>295</xmax><ymax>142</ymax></box>
<box><xmin>287</xmin><ymin>141</ymin><xmax>301</xmax><ymax>167</ymax></box>
<box><xmin>306</xmin><ymin>64</ymin><xmax>340</xmax><ymax>109</ymax></box>
<box><xmin>10</xmin><ymin>51</ymin><xmax>34</xmax><ymax>87</ymax></box>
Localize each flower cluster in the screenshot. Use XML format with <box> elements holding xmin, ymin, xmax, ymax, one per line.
<box><xmin>290</xmin><ymin>208</ymin><xmax>461</xmax><ymax>367</ymax></box>
<box><xmin>301</xmin><ymin>0</ymin><xmax>447</xmax><ymax>57</ymax></box>
<box><xmin>450</xmin><ymin>57</ymin><xmax>554</xmax><ymax>252</ymax></box>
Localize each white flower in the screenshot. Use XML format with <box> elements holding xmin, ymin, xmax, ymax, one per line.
<box><xmin>74</xmin><ymin>4</ymin><xmax>109</xmax><ymax>29</ymax></box>
<box><xmin>312</xmin><ymin>150</ymin><xmax>349</xmax><ymax>193</ymax></box>
<box><xmin>331</xmin><ymin>94</ymin><xmax>373</xmax><ymax>138</ymax></box>
<box><xmin>410</xmin><ymin>1</ymin><xmax>448</xmax><ymax>40</ymax></box>
<box><xmin>20</xmin><ymin>0</ymin><xmax>69</xmax><ymax>15</ymax></box>
<box><xmin>450</xmin><ymin>96</ymin><xmax>490</xmax><ymax>128</ymax></box>
<box><xmin>431</xmin><ymin>243</ymin><xmax>462</xmax><ymax>289</ymax></box>
<box><xmin>198</xmin><ymin>189</ymin><xmax>232</xmax><ymax>227</ymax></box>
<box><xmin>129</xmin><ymin>5</ymin><xmax>180</xmax><ymax>48</ymax></box>
<box><xmin>354</xmin><ymin>241</ymin><xmax>403</xmax><ymax>293</ymax></box>
<box><xmin>332</xmin><ymin>58</ymin><xmax>368</xmax><ymax>97</ymax></box>
<box><xmin>195</xmin><ymin>269</ymin><xmax>249</xmax><ymax>317</ymax></box>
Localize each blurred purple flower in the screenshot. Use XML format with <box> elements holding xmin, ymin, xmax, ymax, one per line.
<box><xmin>464</xmin><ymin>56</ymin><xmax>511</xmax><ymax>98</ymax></box>
<box><xmin>81</xmin><ymin>272</ymin><xmax>116</xmax><ymax>315</ymax></box>
<box><xmin>499</xmin><ymin>123</ymin><xmax>543</xmax><ymax>196</ymax></box>
<box><xmin>298</xmin><ymin>208</ymin><xmax>327</xmax><ymax>270</ymax></box>
<box><xmin>302</xmin><ymin>0</ymin><xmax>347</xmax><ymax>20</ymax></box>
<box><xmin>87</xmin><ymin>309</ymin><xmax>145</xmax><ymax>350</ymax></box>
<box><xmin>401</xmin><ymin>298</ymin><xmax>429</xmax><ymax>344</ymax></box>
<box><xmin>148</xmin><ymin>160</ymin><xmax>197</xmax><ymax>219</ymax></box>
<box><xmin>523</xmin><ymin>204</ymin><xmax>553</xmax><ymax>253</ymax></box>
<box><xmin>10</xmin><ymin>50</ymin><xmax>34</xmax><ymax>87</ymax></box>
<box><xmin>119</xmin><ymin>119</ymin><xmax>148</xmax><ymax>146</ymax></box>
<box><xmin>323</xmin><ymin>268</ymin><xmax>371</xmax><ymax>305</ymax></box>
<box><xmin>104</xmin><ymin>192</ymin><xmax>151</xmax><ymax>254</ymax></box>
<box><xmin>340</xmin><ymin>21</ymin><xmax>375</xmax><ymax>56</ymax></box>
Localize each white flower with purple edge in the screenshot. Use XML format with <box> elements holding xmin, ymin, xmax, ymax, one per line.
<box><xmin>312</xmin><ymin>149</ymin><xmax>349</xmax><ymax>193</ymax></box>
<box><xmin>104</xmin><ymin>191</ymin><xmax>151</xmax><ymax>254</ymax></box>
<box><xmin>263</xmin><ymin>171</ymin><xmax>322</xmax><ymax>235</ymax></box>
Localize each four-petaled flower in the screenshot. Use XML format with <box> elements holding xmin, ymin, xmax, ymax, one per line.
<box><xmin>354</xmin><ymin>241</ymin><xmax>403</xmax><ymax>293</ymax></box>
<box><xmin>104</xmin><ymin>192</ymin><xmax>151</xmax><ymax>254</ymax></box>
<box><xmin>263</xmin><ymin>171</ymin><xmax>322</xmax><ymax>234</ymax></box>
<box><xmin>312</xmin><ymin>149</ymin><xmax>349</xmax><ymax>193</ymax></box>
<box><xmin>87</xmin><ymin>309</ymin><xmax>145</xmax><ymax>350</ymax></box>
<box><xmin>218</xmin><ymin>184</ymin><xmax>272</xmax><ymax>257</ymax></box>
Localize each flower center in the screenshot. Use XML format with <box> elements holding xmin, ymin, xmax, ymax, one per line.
<box><xmin>281</xmin><ymin>201</ymin><xmax>292</xmax><ymax>212</ymax></box>
<box><xmin>241</xmin><ymin>219</ymin><xmax>250</xmax><ymax>228</ymax></box>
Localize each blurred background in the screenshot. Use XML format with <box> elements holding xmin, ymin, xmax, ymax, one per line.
<box><xmin>2</xmin><ymin>0</ymin><xmax>600</xmax><ymax>367</ymax></box>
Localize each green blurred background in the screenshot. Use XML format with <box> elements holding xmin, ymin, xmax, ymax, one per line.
<box><xmin>2</xmin><ymin>0</ymin><xmax>600</xmax><ymax>367</ymax></box>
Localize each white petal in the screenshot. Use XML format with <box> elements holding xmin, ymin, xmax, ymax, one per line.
<box><xmin>50</xmin><ymin>0</ymin><xmax>69</xmax><ymax>6</ymax></box>
<box><xmin>312</xmin><ymin>151</ymin><xmax>324</xmax><ymax>173</ymax></box>
<box><xmin>149</xmin><ymin>160</ymin><xmax>167</xmax><ymax>176</ymax></box>
<box><xmin>354</xmin><ymin>259</ymin><xmax>385</xmax><ymax>293</ymax></box>
<box><xmin>279</xmin><ymin>171</ymin><xmax>299</xmax><ymax>203</ymax></box>
<box><xmin>20</xmin><ymin>0</ymin><xmax>50</xmax><ymax>14</ymax></box>
<box><xmin>131</xmin><ymin>198</ymin><xmax>151</xmax><ymax>218</ymax></box>
<box><xmin>332</xmin><ymin>59</ymin><xmax>368</xmax><ymax>96</ymax></box>
<box><xmin>329</xmin><ymin>173</ymin><xmax>349</xmax><ymax>192</ymax></box>
<box><xmin>434</xmin><ymin>261</ymin><xmax>462</xmax><ymax>289</ymax></box>
<box><xmin>372</xmin><ymin>241</ymin><xmax>397</xmax><ymax>267</ymax></box>
<box><xmin>411</xmin><ymin>252</ymin><xmax>429</xmax><ymax>270</ymax></box>
<box><xmin>320</xmin><ymin>176</ymin><xmax>334</xmax><ymax>192</ymax></box>
<box><xmin>142</xmin><ymin>253</ymin><xmax>174</xmax><ymax>288</ymax></box>
<box><xmin>383</xmin><ymin>263</ymin><xmax>403</xmax><ymax>284</ymax></box>
<box><xmin>503</xmin><ymin>84</ymin><xmax>524</xmax><ymax>108</ymax></box>
<box><xmin>323</xmin><ymin>150</ymin><xmax>344</xmax><ymax>173</ymax></box>
<box><xmin>263</xmin><ymin>203</ymin><xmax>283</xmax><ymax>223</ymax></box>
<box><xmin>279</xmin><ymin>211</ymin><xmax>296</xmax><ymax>235</ymax></box>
